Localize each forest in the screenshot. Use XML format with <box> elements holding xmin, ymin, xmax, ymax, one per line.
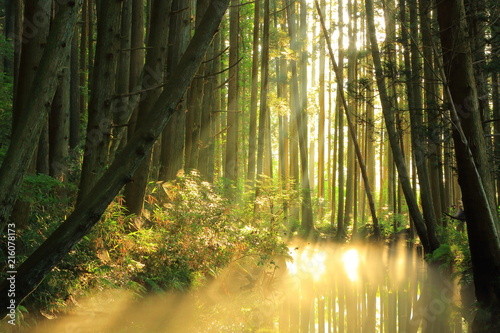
<box><xmin>0</xmin><ymin>0</ymin><xmax>500</xmax><ymax>332</ymax></box>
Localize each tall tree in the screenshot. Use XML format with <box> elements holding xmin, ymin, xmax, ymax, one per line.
<box><xmin>247</xmin><ymin>0</ymin><xmax>260</xmax><ymax>183</ymax></box>
<box><xmin>109</xmin><ymin>0</ymin><xmax>132</xmax><ymax>157</ymax></box>
<box><xmin>419</xmin><ymin>0</ymin><xmax>445</xmax><ymax>220</ymax></box>
<box><xmin>224</xmin><ymin>0</ymin><xmax>240</xmax><ymax>187</ymax></box>
<box><xmin>69</xmin><ymin>27</ymin><xmax>80</xmax><ymax>151</ymax></box>
<box><xmin>12</xmin><ymin>1</ymin><xmax>50</xmax><ymax>131</ymax></box>
<box><xmin>49</xmin><ymin>59</ymin><xmax>70</xmax><ymax>180</ymax></box>
<box><xmin>317</xmin><ymin>0</ymin><xmax>326</xmax><ymax>212</ymax></box>
<box><xmin>158</xmin><ymin>0</ymin><xmax>190</xmax><ymax>181</ymax></box>
<box><xmin>9</xmin><ymin>0</ymin><xmax>51</xmax><ymax>226</ymax></box>
<box><xmin>402</xmin><ymin>0</ymin><xmax>439</xmax><ymax>248</ymax></box>
<box><xmin>3</xmin><ymin>0</ymin><xmax>22</xmax><ymax>80</ymax></box>
<box><xmin>0</xmin><ymin>0</ymin><xmax>230</xmax><ymax>317</ymax></box>
<box><xmin>78</xmin><ymin>0</ymin><xmax>122</xmax><ymax>202</ymax></box>
<box><xmin>285</xmin><ymin>0</ymin><xmax>314</xmax><ymax>235</ymax></box>
<box><xmin>0</xmin><ymin>0</ymin><xmax>84</xmax><ymax>232</ymax></box>
<box><xmin>185</xmin><ymin>0</ymin><xmax>210</xmax><ymax>171</ymax></box>
<box><xmin>365</xmin><ymin>0</ymin><xmax>438</xmax><ymax>254</ymax></box>
<box><xmin>334</xmin><ymin>0</ymin><xmax>345</xmax><ymax>235</ymax></box>
<box><xmin>316</xmin><ymin>0</ymin><xmax>380</xmax><ymax>239</ymax></box>
<box><xmin>436</xmin><ymin>0</ymin><xmax>500</xmax><ymax>330</ymax></box>
<box><xmin>256</xmin><ymin>0</ymin><xmax>270</xmax><ymax>178</ymax></box>
<box><xmin>123</xmin><ymin>0</ymin><xmax>173</xmax><ymax>216</ymax></box>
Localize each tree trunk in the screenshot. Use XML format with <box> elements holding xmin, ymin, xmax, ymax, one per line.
<box><xmin>316</xmin><ymin>0</ymin><xmax>380</xmax><ymax>239</ymax></box>
<box><xmin>317</xmin><ymin>0</ymin><xmax>326</xmax><ymax>212</ymax></box>
<box><xmin>285</xmin><ymin>0</ymin><xmax>314</xmax><ymax>235</ymax></box>
<box><xmin>79</xmin><ymin>0</ymin><xmax>89</xmax><ymax>135</ymax></box>
<box><xmin>436</xmin><ymin>0</ymin><xmax>500</xmax><ymax>330</ymax></box>
<box><xmin>123</xmin><ymin>0</ymin><xmax>172</xmax><ymax>216</ymax></box>
<box><xmin>420</xmin><ymin>0</ymin><xmax>445</xmax><ymax>221</ymax></box>
<box><xmin>0</xmin><ymin>0</ymin><xmax>83</xmax><ymax>233</ymax></box>
<box><xmin>12</xmin><ymin>1</ymin><xmax>50</xmax><ymax>130</ymax></box>
<box><xmin>224</xmin><ymin>0</ymin><xmax>239</xmax><ymax>188</ymax></box>
<box><xmin>158</xmin><ymin>0</ymin><xmax>189</xmax><ymax>181</ymax></box>
<box><xmin>334</xmin><ymin>0</ymin><xmax>345</xmax><ymax>236</ymax></box>
<box><xmin>256</xmin><ymin>0</ymin><xmax>270</xmax><ymax>178</ymax></box>
<box><xmin>247</xmin><ymin>0</ymin><xmax>260</xmax><ymax>183</ymax></box>
<box><xmin>49</xmin><ymin>60</ymin><xmax>70</xmax><ymax>181</ymax></box>
<box><xmin>403</xmin><ymin>0</ymin><xmax>440</xmax><ymax>247</ymax></box>
<box><xmin>4</xmin><ymin>0</ymin><xmax>22</xmax><ymax>81</ymax></box>
<box><xmin>198</xmin><ymin>36</ymin><xmax>217</xmax><ymax>179</ymax></box>
<box><xmin>365</xmin><ymin>0</ymin><xmax>437</xmax><ymax>254</ymax></box>
<box><xmin>78</xmin><ymin>0</ymin><xmax>122</xmax><ymax>202</ymax></box>
<box><xmin>109</xmin><ymin>0</ymin><xmax>132</xmax><ymax>158</ymax></box>
<box><xmin>69</xmin><ymin>28</ymin><xmax>80</xmax><ymax>150</ymax></box>
<box><xmin>126</xmin><ymin>0</ymin><xmax>145</xmax><ymax>137</ymax></box>
<box><xmin>0</xmin><ymin>1</ymin><xmax>229</xmax><ymax>317</ymax></box>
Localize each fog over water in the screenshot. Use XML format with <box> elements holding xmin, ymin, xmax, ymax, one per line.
<box><xmin>14</xmin><ymin>240</ymin><xmax>467</xmax><ymax>332</ymax></box>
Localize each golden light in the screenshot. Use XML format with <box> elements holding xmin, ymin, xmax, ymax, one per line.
<box><xmin>342</xmin><ymin>248</ymin><xmax>360</xmax><ymax>282</ymax></box>
<box><xmin>286</xmin><ymin>246</ymin><xmax>327</xmax><ymax>282</ymax></box>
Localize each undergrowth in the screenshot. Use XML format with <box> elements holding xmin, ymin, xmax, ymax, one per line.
<box><xmin>0</xmin><ymin>171</ymin><xmax>291</xmax><ymax>327</ymax></box>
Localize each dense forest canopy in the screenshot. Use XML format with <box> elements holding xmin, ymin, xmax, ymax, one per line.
<box><xmin>1</xmin><ymin>0</ymin><xmax>500</xmax><ymax>331</ymax></box>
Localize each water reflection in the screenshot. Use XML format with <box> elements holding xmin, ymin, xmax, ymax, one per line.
<box><xmin>12</xmin><ymin>241</ymin><xmax>467</xmax><ymax>332</ymax></box>
<box><xmin>342</xmin><ymin>248</ymin><xmax>359</xmax><ymax>282</ymax></box>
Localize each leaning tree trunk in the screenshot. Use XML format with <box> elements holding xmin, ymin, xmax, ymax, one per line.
<box><xmin>365</xmin><ymin>0</ymin><xmax>438</xmax><ymax>254</ymax></box>
<box><xmin>0</xmin><ymin>0</ymin><xmax>230</xmax><ymax>318</ymax></box>
<box><xmin>316</xmin><ymin>0</ymin><xmax>380</xmax><ymax>239</ymax></box>
<box><xmin>436</xmin><ymin>0</ymin><xmax>500</xmax><ymax>331</ymax></box>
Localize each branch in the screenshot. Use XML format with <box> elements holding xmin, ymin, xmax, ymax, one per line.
<box><xmin>202</xmin><ymin>46</ymin><xmax>229</xmax><ymax>63</ymax></box>
<box><xmin>195</xmin><ymin>57</ymin><xmax>243</xmax><ymax>79</ymax></box>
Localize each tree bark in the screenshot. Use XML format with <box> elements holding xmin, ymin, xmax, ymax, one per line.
<box><xmin>403</xmin><ymin>0</ymin><xmax>440</xmax><ymax>247</ymax></box>
<box><xmin>49</xmin><ymin>59</ymin><xmax>70</xmax><ymax>180</ymax></box>
<box><xmin>256</xmin><ymin>0</ymin><xmax>270</xmax><ymax>178</ymax></box>
<box><xmin>224</xmin><ymin>0</ymin><xmax>239</xmax><ymax>187</ymax></box>
<box><xmin>0</xmin><ymin>0</ymin><xmax>229</xmax><ymax>317</ymax></box>
<box><xmin>247</xmin><ymin>0</ymin><xmax>260</xmax><ymax>183</ymax></box>
<box><xmin>0</xmin><ymin>0</ymin><xmax>83</xmax><ymax>233</ymax></box>
<box><xmin>78</xmin><ymin>0</ymin><xmax>122</xmax><ymax>202</ymax></box>
<box><xmin>69</xmin><ymin>28</ymin><xmax>80</xmax><ymax>150</ymax></box>
<box><xmin>109</xmin><ymin>0</ymin><xmax>132</xmax><ymax>158</ymax></box>
<box><xmin>158</xmin><ymin>0</ymin><xmax>190</xmax><ymax>181</ymax></box>
<box><xmin>4</xmin><ymin>0</ymin><xmax>22</xmax><ymax>80</ymax></box>
<box><xmin>436</xmin><ymin>0</ymin><xmax>500</xmax><ymax>330</ymax></box>
<box><xmin>334</xmin><ymin>0</ymin><xmax>345</xmax><ymax>235</ymax></box>
<box><xmin>317</xmin><ymin>0</ymin><xmax>326</xmax><ymax>210</ymax></box>
<box><xmin>126</xmin><ymin>0</ymin><xmax>145</xmax><ymax>137</ymax></box>
<box><xmin>419</xmin><ymin>0</ymin><xmax>445</xmax><ymax>221</ymax></box>
<box><xmin>123</xmin><ymin>0</ymin><xmax>172</xmax><ymax>216</ymax></box>
<box><xmin>316</xmin><ymin>0</ymin><xmax>380</xmax><ymax>239</ymax></box>
<box><xmin>12</xmin><ymin>0</ymin><xmax>51</xmax><ymax>130</ymax></box>
<box><xmin>365</xmin><ymin>0</ymin><xmax>437</xmax><ymax>253</ymax></box>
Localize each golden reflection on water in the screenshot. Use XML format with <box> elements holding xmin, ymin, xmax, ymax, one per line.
<box><xmin>341</xmin><ymin>248</ymin><xmax>360</xmax><ymax>282</ymax></box>
<box><xmin>5</xmin><ymin>240</ymin><xmax>466</xmax><ymax>332</ymax></box>
<box><xmin>286</xmin><ymin>245</ymin><xmax>327</xmax><ymax>282</ymax></box>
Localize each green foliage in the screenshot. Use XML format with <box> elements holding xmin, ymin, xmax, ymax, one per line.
<box><xmin>435</xmin><ymin>222</ymin><xmax>473</xmax><ymax>286</ymax></box>
<box><xmin>11</xmin><ymin>171</ymin><xmax>290</xmax><ymax>319</ymax></box>
<box><xmin>0</xmin><ymin>34</ymin><xmax>13</xmax><ymax>162</ymax></box>
<box><xmin>426</xmin><ymin>243</ymin><xmax>453</xmax><ymax>271</ymax></box>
